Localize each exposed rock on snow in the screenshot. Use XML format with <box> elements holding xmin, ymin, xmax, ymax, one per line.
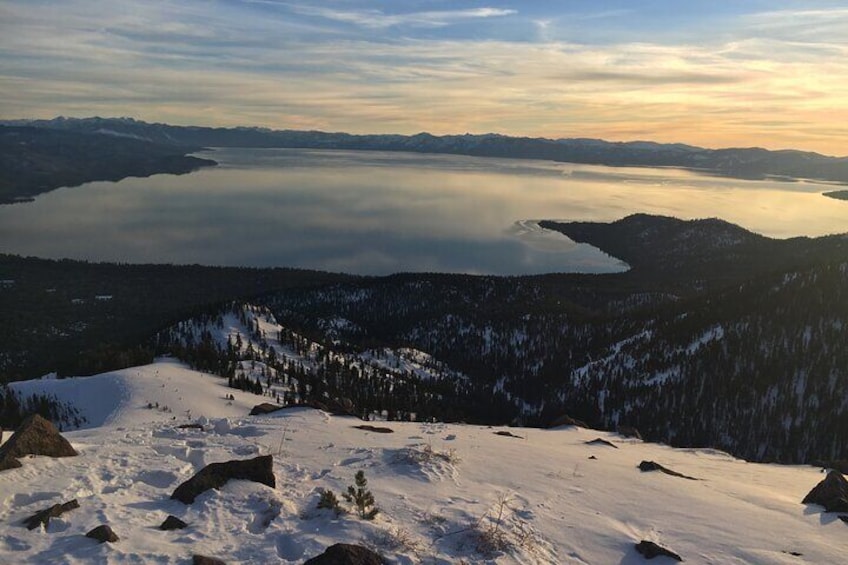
<box><xmin>171</xmin><ymin>455</ymin><xmax>275</xmax><ymax>504</ymax></box>
<box><xmin>639</xmin><ymin>460</ymin><xmax>699</xmax><ymax>480</ymax></box>
<box><xmin>159</xmin><ymin>515</ymin><xmax>188</xmax><ymax>530</ymax></box>
<box><xmin>85</xmin><ymin>524</ymin><xmax>119</xmax><ymax>543</ymax></box>
<box><xmin>353</xmin><ymin>425</ymin><xmax>394</xmax><ymax>434</ymax></box>
<box><xmin>802</xmin><ymin>470</ymin><xmax>848</xmax><ymax>512</ymax></box>
<box><xmin>249</xmin><ymin>403</ymin><xmax>284</xmax><ymax>416</ymax></box>
<box><xmin>635</xmin><ymin>539</ymin><xmax>683</xmax><ymax>561</ymax></box>
<box><xmin>22</xmin><ymin>499</ymin><xmax>79</xmax><ymax>530</ymax></box>
<box><xmin>193</xmin><ymin>554</ymin><xmax>226</xmax><ymax>565</ymax></box>
<box><xmin>585</xmin><ymin>438</ymin><xmax>618</xmax><ymax>448</ymax></box>
<box><xmin>0</xmin><ymin>414</ymin><xmax>77</xmax><ymax>470</ymax></box>
<box><xmin>303</xmin><ymin>543</ymin><xmax>386</xmax><ymax>564</ymax></box>
<box><xmin>494</xmin><ymin>430</ymin><xmax>524</xmax><ymax>439</ymax></box>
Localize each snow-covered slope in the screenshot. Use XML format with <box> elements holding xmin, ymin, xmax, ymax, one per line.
<box><xmin>1</xmin><ymin>360</ymin><xmax>845</xmax><ymax>564</ymax></box>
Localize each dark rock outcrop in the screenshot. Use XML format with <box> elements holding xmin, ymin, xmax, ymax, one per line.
<box><xmin>249</xmin><ymin>403</ymin><xmax>283</xmax><ymax>416</ymax></box>
<box><xmin>193</xmin><ymin>555</ymin><xmax>226</xmax><ymax>565</ymax></box>
<box><xmin>353</xmin><ymin>425</ymin><xmax>394</xmax><ymax>434</ymax></box>
<box><xmin>86</xmin><ymin>525</ymin><xmax>119</xmax><ymax>543</ymax></box>
<box><xmin>159</xmin><ymin>515</ymin><xmax>188</xmax><ymax>530</ymax></box>
<box><xmin>802</xmin><ymin>470</ymin><xmax>848</xmax><ymax>512</ymax></box>
<box><xmin>171</xmin><ymin>455</ymin><xmax>275</xmax><ymax>504</ymax></box>
<box><xmin>22</xmin><ymin>499</ymin><xmax>80</xmax><ymax>530</ymax></box>
<box><xmin>303</xmin><ymin>543</ymin><xmax>386</xmax><ymax>565</ymax></box>
<box><xmin>585</xmin><ymin>438</ymin><xmax>618</xmax><ymax>448</ymax></box>
<box><xmin>0</xmin><ymin>414</ymin><xmax>77</xmax><ymax>470</ymax></box>
<box><xmin>635</xmin><ymin>540</ymin><xmax>682</xmax><ymax>561</ymax></box>
<box><xmin>638</xmin><ymin>461</ymin><xmax>699</xmax><ymax>481</ymax></box>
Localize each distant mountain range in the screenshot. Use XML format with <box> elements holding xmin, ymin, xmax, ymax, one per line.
<box><xmin>5</xmin><ymin>116</ymin><xmax>848</xmax><ymax>188</ymax></box>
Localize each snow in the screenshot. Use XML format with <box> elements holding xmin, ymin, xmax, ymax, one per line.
<box><xmin>0</xmin><ymin>360</ymin><xmax>845</xmax><ymax>564</ymax></box>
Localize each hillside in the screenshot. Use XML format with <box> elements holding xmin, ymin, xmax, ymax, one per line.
<box><xmin>0</xmin><ymin>126</ymin><xmax>216</xmax><ymax>203</ymax></box>
<box><xmin>2</xmin><ymin>359</ymin><xmax>845</xmax><ymax>564</ymax></box>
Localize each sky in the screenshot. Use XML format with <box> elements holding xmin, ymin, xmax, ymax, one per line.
<box><xmin>1</xmin><ymin>0</ymin><xmax>847</xmax><ymax>154</ymax></box>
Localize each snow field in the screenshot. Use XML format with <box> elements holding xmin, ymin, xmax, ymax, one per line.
<box><xmin>1</xmin><ymin>360</ymin><xmax>845</xmax><ymax>564</ymax></box>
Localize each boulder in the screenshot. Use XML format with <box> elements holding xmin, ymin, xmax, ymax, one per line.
<box><xmin>802</xmin><ymin>470</ymin><xmax>848</xmax><ymax>512</ymax></box>
<box><xmin>638</xmin><ymin>460</ymin><xmax>699</xmax><ymax>481</ymax></box>
<box><xmin>193</xmin><ymin>555</ymin><xmax>226</xmax><ymax>565</ymax></box>
<box><xmin>22</xmin><ymin>499</ymin><xmax>80</xmax><ymax>530</ymax></box>
<box><xmin>635</xmin><ymin>540</ymin><xmax>682</xmax><ymax>561</ymax></box>
<box><xmin>249</xmin><ymin>403</ymin><xmax>283</xmax><ymax>416</ymax></box>
<box><xmin>303</xmin><ymin>543</ymin><xmax>386</xmax><ymax>565</ymax></box>
<box><xmin>86</xmin><ymin>524</ymin><xmax>119</xmax><ymax>544</ymax></box>
<box><xmin>171</xmin><ymin>455</ymin><xmax>275</xmax><ymax>504</ymax></box>
<box><xmin>0</xmin><ymin>414</ymin><xmax>77</xmax><ymax>470</ymax></box>
<box><xmin>159</xmin><ymin>515</ymin><xmax>188</xmax><ymax>530</ymax></box>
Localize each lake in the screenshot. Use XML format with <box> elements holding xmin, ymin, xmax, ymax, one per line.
<box><xmin>1</xmin><ymin>148</ymin><xmax>847</xmax><ymax>275</ymax></box>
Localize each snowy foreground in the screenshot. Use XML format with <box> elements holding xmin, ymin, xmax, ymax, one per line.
<box><xmin>2</xmin><ymin>360</ymin><xmax>845</xmax><ymax>564</ymax></box>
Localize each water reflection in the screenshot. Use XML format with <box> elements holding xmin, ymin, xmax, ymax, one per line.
<box><xmin>0</xmin><ymin>148</ymin><xmax>846</xmax><ymax>275</ymax></box>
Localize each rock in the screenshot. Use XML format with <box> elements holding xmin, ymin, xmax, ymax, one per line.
<box><xmin>171</xmin><ymin>455</ymin><xmax>275</xmax><ymax>504</ymax></box>
<box><xmin>588</xmin><ymin>455</ymin><xmax>597</xmax><ymax>460</ymax></box>
<box><xmin>494</xmin><ymin>430</ymin><xmax>524</xmax><ymax>439</ymax></box>
<box><xmin>585</xmin><ymin>438</ymin><xmax>618</xmax><ymax>448</ymax></box>
<box><xmin>638</xmin><ymin>460</ymin><xmax>699</xmax><ymax>481</ymax></box>
<box><xmin>618</xmin><ymin>425</ymin><xmax>643</xmax><ymax>440</ymax></box>
<box><xmin>303</xmin><ymin>543</ymin><xmax>386</xmax><ymax>565</ymax></box>
<box><xmin>0</xmin><ymin>414</ymin><xmax>77</xmax><ymax>470</ymax></box>
<box><xmin>802</xmin><ymin>470</ymin><xmax>848</xmax><ymax>512</ymax></box>
<box><xmin>86</xmin><ymin>524</ymin><xmax>119</xmax><ymax>543</ymax></box>
<box><xmin>0</xmin><ymin>457</ymin><xmax>22</xmax><ymax>471</ymax></box>
<box><xmin>249</xmin><ymin>403</ymin><xmax>283</xmax><ymax>416</ymax></box>
<box><xmin>353</xmin><ymin>425</ymin><xmax>394</xmax><ymax>434</ymax></box>
<box><xmin>22</xmin><ymin>499</ymin><xmax>80</xmax><ymax>530</ymax></box>
<box><xmin>546</xmin><ymin>414</ymin><xmax>588</xmax><ymax>429</ymax></box>
<box><xmin>635</xmin><ymin>540</ymin><xmax>682</xmax><ymax>561</ymax></box>
<box><xmin>840</xmin><ymin>516</ymin><xmax>848</xmax><ymax>525</ymax></box>
<box><xmin>177</xmin><ymin>423</ymin><xmax>205</xmax><ymax>430</ymax></box>
<box><xmin>159</xmin><ymin>515</ymin><xmax>188</xmax><ymax>530</ymax></box>
<box><xmin>193</xmin><ymin>555</ymin><xmax>226</xmax><ymax>565</ymax></box>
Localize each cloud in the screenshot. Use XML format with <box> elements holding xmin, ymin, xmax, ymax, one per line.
<box><xmin>2</xmin><ymin>1</ymin><xmax>848</xmax><ymax>154</ymax></box>
<box><xmin>285</xmin><ymin>5</ymin><xmax>517</xmax><ymax>29</ymax></box>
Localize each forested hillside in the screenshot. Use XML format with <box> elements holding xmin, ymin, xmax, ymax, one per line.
<box><xmin>5</xmin><ymin>215</ymin><xmax>848</xmax><ymax>464</ymax></box>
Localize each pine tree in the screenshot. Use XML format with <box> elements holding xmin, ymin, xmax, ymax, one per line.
<box><xmin>342</xmin><ymin>470</ymin><xmax>379</xmax><ymax>520</ymax></box>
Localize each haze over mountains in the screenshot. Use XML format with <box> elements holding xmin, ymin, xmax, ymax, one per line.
<box><xmin>3</xmin><ymin>117</ymin><xmax>848</xmax><ymax>204</ymax></box>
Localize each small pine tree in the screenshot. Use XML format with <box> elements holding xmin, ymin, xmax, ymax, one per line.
<box><xmin>342</xmin><ymin>470</ymin><xmax>379</xmax><ymax>520</ymax></box>
<box><xmin>316</xmin><ymin>489</ymin><xmax>344</xmax><ymax>516</ymax></box>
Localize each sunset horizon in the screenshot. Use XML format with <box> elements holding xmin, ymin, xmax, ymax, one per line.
<box><xmin>3</xmin><ymin>1</ymin><xmax>847</xmax><ymax>155</ymax></box>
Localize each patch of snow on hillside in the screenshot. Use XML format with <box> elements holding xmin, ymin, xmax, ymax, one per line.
<box><xmin>0</xmin><ymin>362</ymin><xmax>844</xmax><ymax>564</ymax></box>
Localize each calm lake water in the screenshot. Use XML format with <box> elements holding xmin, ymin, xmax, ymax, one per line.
<box><xmin>2</xmin><ymin>148</ymin><xmax>847</xmax><ymax>275</ymax></box>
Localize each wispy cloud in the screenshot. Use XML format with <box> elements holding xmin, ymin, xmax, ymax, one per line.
<box><xmin>287</xmin><ymin>5</ymin><xmax>517</xmax><ymax>29</ymax></box>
